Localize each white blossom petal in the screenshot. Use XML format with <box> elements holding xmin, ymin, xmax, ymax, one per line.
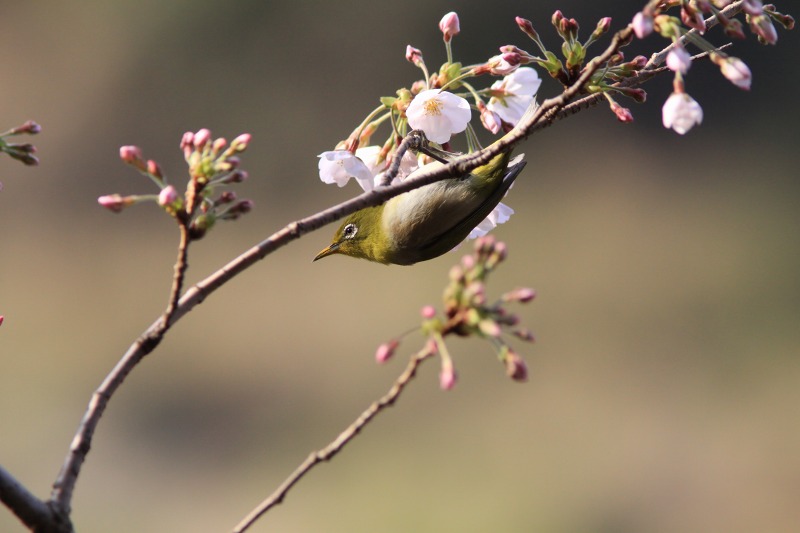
<box><xmin>318</xmin><ymin>150</ymin><xmax>375</xmax><ymax>191</ymax></box>
<box><xmin>487</xmin><ymin>67</ymin><xmax>542</xmax><ymax>125</ymax></box>
<box><xmin>666</xmin><ymin>47</ymin><xmax>692</xmax><ymax>74</ymax></box>
<box><xmin>406</xmin><ymin>89</ymin><xmax>471</xmax><ymax>144</ymax></box>
<box><xmin>468</xmin><ymin>202</ymin><xmax>514</xmax><ymax>239</ymax></box>
<box><xmin>662</xmin><ymin>92</ymin><xmax>703</xmax><ymax>135</ymax></box>
<box><xmin>719</xmin><ymin>57</ymin><xmax>752</xmax><ymax>90</ymax></box>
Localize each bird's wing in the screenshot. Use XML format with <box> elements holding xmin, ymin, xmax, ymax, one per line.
<box><xmin>416</xmin><ymin>159</ymin><xmax>527</xmax><ymax>259</ymax></box>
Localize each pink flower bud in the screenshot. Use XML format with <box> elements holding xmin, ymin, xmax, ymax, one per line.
<box><xmin>410</xmin><ymin>79</ymin><xmax>427</xmax><ymax>95</ymax></box>
<box><xmin>516</xmin><ymin>17</ymin><xmax>538</xmax><ymax>39</ymax></box>
<box><xmin>119</xmin><ymin>145</ymin><xmax>145</xmax><ymax>170</ymax></box>
<box><xmin>551</xmin><ymin>10</ymin><xmax>564</xmax><ymax>28</ymax></box>
<box><xmin>662</xmin><ymin>91</ymin><xmax>703</xmax><ymax>135</ymax></box>
<box><xmin>421</xmin><ymin>305</ymin><xmax>437</xmax><ymax>319</ymax></box>
<box><xmin>375</xmin><ymin>340</ymin><xmax>400</xmax><ymax>364</ymax></box>
<box><xmin>0</xmin><ymin>315</ymin><xmax>4</xmax><ymax>327</ymax></box>
<box><xmin>632</xmin><ymin>11</ymin><xmax>654</xmax><ymax>39</ymax></box>
<box><xmin>97</xmin><ymin>194</ymin><xmax>134</xmax><ymax>213</ymax></box>
<box><xmin>216</xmin><ymin>156</ymin><xmax>240</xmax><ymax>173</ymax></box>
<box><xmin>439</xmin><ymin>12</ymin><xmax>460</xmax><ymax>42</ymax></box>
<box><xmin>503</xmin><ymin>287</ymin><xmax>537</xmax><ymax>303</ymax></box>
<box><xmin>488</xmin><ymin>52</ymin><xmax>521</xmax><ymax>75</ymax></box>
<box><xmin>231</xmin><ymin>133</ymin><xmax>251</xmax><ymax>152</ymax></box>
<box><xmin>158</xmin><ymin>185</ymin><xmax>179</xmax><ymax>206</ymax></box>
<box><xmin>449</xmin><ymin>265</ymin><xmax>464</xmax><ymax>282</ymax></box>
<box><xmin>595</xmin><ymin>17</ymin><xmax>612</xmax><ymax>36</ymax></box>
<box><xmin>680</xmin><ymin>4</ymin><xmax>706</xmax><ymax>33</ymax></box>
<box><xmin>466</xmin><ymin>282</ymin><xmax>487</xmax><ymax>306</ymax></box>
<box><xmin>180</xmin><ymin>131</ymin><xmax>194</xmax><ymax>150</ymax></box>
<box><xmin>478</xmin><ymin>318</ymin><xmax>502</xmax><ymax>337</ymax></box>
<box><xmin>439</xmin><ymin>363</ymin><xmax>457</xmax><ymax>390</ymax></box>
<box><xmin>610</xmin><ymin>102</ymin><xmax>634</xmax><ymax>123</ymax></box>
<box><xmin>716</xmin><ymin>56</ymin><xmax>752</xmax><ymax>90</ymax></box>
<box><xmin>405</xmin><ymin>45</ymin><xmax>424</xmax><ymax>66</ymax></box>
<box><xmin>486</xmin><ymin>241</ymin><xmax>507</xmax><ymax>268</ymax></box>
<box><xmin>224</xmin><ymin>199</ymin><xmax>254</xmax><ymax>219</ymax></box>
<box><xmin>217</xmin><ymin>191</ymin><xmax>237</xmax><ymax>205</ymax></box>
<box><xmin>147</xmin><ymin>159</ymin><xmax>163</xmax><ymax>180</ymax></box>
<box><xmin>776</xmin><ymin>13</ymin><xmax>795</xmax><ymax>31</ymax></box>
<box><xmin>478</xmin><ymin>102</ymin><xmax>502</xmax><ymax>134</ymax></box>
<box><xmin>193</xmin><ymin>128</ymin><xmax>211</xmax><ymax>149</ymax></box>
<box><xmin>723</xmin><ymin>18</ymin><xmax>746</xmax><ymax>39</ymax></box>
<box><xmin>8</xmin><ymin>152</ymin><xmax>39</xmax><ymax>166</ymax></box>
<box><xmin>513</xmin><ymin>328</ymin><xmax>536</xmax><ymax>343</ymax></box>
<box><xmin>461</xmin><ymin>253</ymin><xmax>476</xmax><ymax>270</ymax></box>
<box><xmin>223</xmin><ymin>170</ymin><xmax>249</xmax><ymax>184</ymax></box>
<box><xmin>666</xmin><ymin>46</ymin><xmax>692</xmax><ymax>74</ymax></box>
<box><xmin>475</xmin><ymin>235</ymin><xmax>494</xmax><ymax>256</ymax></box>
<box><xmin>504</xmin><ymin>350</ymin><xmax>529</xmax><ymax>382</ymax></box>
<box><xmin>750</xmin><ymin>14</ymin><xmax>778</xmax><ymax>44</ymax></box>
<box><xmin>10</xmin><ymin>120</ymin><xmax>41</xmax><ymax>135</ymax></box>
<box><xmin>619</xmin><ymin>87</ymin><xmax>646</xmax><ymax>103</ymax></box>
<box><xmin>212</xmin><ymin>137</ymin><xmax>227</xmax><ymax>155</ymax></box>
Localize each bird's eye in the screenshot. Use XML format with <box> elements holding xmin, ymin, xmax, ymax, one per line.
<box><xmin>343</xmin><ymin>223</ymin><xmax>358</xmax><ymax>239</ymax></box>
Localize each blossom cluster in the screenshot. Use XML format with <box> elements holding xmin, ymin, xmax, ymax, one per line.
<box><xmin>315</xmin><ymin>3</ymin><xmax>794</xmax><ymax>247</ymax></box>
<box><xmin>98</xmin><ymin>129</ymin><xmax>253</xmax><ymax>239</ymax></box>
<box><xmin>376</xmin><ymin>235</ymin><xmax>536</xmax><ymax>390</ymax></box>
<box><xmin>632</xmin><ymin>0</ymin><xmax>794</xmax><ymax>134</ymax></box>
<box><xmin>318</xmin><ymin>11</ymin><xmax>544</xmax><ymax>245</ymax></box>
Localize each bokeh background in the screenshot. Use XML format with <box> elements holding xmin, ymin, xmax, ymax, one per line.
<box><xmin>1</xmin><ymin>1</ymin><xmax>798</xmax><ymax>532</ymax></box>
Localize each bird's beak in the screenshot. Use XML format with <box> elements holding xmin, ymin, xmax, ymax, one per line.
<box><xmin>313</xmin><ymin>242</ymin><xmax>339</xmax><ymax>262</ymax></box>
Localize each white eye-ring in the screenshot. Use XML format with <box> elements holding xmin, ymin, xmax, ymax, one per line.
<box><xmin>343</xmin><ymin>223</ymin><xmax>358</xmax><ymax>239</ymax></box>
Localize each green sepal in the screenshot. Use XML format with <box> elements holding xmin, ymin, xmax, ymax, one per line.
<box><xmin>438</xmin><ymin>62</ymin><xmax>463</xmax><ymax>89</ymax></box>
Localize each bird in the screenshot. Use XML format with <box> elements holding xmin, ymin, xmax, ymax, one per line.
<box><xmin>313</xmin><ymin>135</ymin><xmax>526</xmax><ymax>266</ymax></box>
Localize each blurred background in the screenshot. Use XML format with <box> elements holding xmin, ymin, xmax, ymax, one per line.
<box><xmin>1</xmin><ymin>1</ymin><xmax>798</xmax><ymax>532</ymax></box>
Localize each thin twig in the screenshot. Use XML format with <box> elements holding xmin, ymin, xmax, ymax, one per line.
<box><xmin>644</xmin><ymin>0</ymin><xmax>744</xmax><ymax>70</ymax></box>
<box><xmin>49</xmin><ymin>222</ymin><xmax>193</xmax><ymax>515</ymax></box>
<box><xmin>378</xmin><ymin>132</ymin><xmax>421</xmax><ymax>186</ymax></box>
<box><xmin>232</xmin><ymin>348</ymin><xmax>435</xmax><ymax>533</ymax></box>
<box><xmin>163</xmin><ymin>223</ymin><xmax>192</xmax><ymax>326</ymax></box>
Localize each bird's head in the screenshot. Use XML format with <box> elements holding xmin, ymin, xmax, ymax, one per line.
<box><xmin>313</xmin><ymin>205</ymin><xmax>390</xmax><ymax>264</ymax></box>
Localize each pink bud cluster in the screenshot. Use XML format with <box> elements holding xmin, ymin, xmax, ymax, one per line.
<box><xmin>628</xmin><ymin>0</ymin><xmax>794</xmax><ymax>135</ymax></box>
<box><xmin>369</xmin><ymin>237</ymin><xmax>536</xmax><ymax>390</ymax></box>
<box><xmin>98</xmin><ymin>129</ymin><xmax>254</xmax><ymax>240</ymax></box>
<box><xmin>440</xmin><ymin>236</ymin><xmax>535</xmax><ymax>386</ymax></box>
<box><xmin>375</xmin><ymin>237</ymin><xmax>535</xmax><ymax>390</ymax></box>
<box><xmin>0</xmin><ymin>120</ymin><xmax>41</xmax><ymax>167</ymax></box>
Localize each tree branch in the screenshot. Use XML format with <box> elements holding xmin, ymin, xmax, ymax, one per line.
<box><xmin>49</xmin><ymin>221</ymin><xmax>193</xmax><ymax>515</ymax></box>
<box><xmin>0</xmin><ymin>466</ymin><xmax>70</xmax><ymax>533</ymax></box>
<box><xmin>232</xmin><ymin>347</ymin><xmax>435</xmax><ymax>533</ymax></box>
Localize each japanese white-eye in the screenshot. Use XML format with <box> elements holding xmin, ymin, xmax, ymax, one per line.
<box><xmin>314</xmin><ymin>141</ymin><xmax>525</xmax><ymax>266</ymax></box>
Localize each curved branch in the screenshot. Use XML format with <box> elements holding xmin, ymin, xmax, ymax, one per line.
<box><xmin>50</xmin><ymin>222</ymin><xmax>193</xmax><ymax>515</ymax></box>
